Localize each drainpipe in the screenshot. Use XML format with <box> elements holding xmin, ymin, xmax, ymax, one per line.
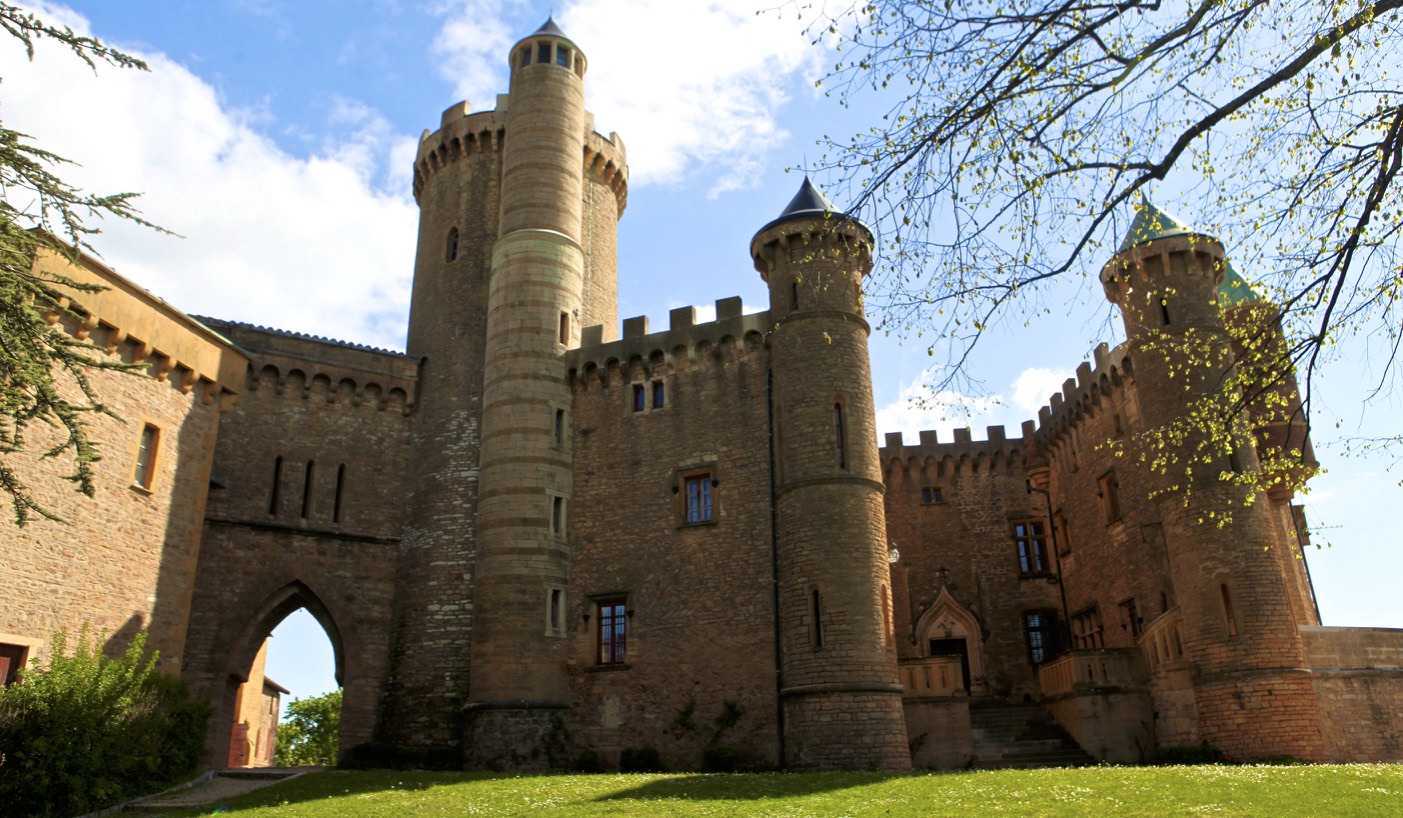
<box><xmin>766</xmin><ymin>367</ymin><xmax>786</xmax><ymax>767</ymax></box>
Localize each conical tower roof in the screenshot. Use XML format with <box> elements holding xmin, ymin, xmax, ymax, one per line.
<box><xmin>754</xmin><ymin>176</ymin><xmax>869</xmax><ymax>240</ymax></box>
<box><xmin>534</xmin><ymin>16</ymin><xmax>567</xmax><ymax>38</ymax></box>
<box><xmin>1117</xmin><ymin>195</ymin><xmax>1261</xmax><ymax>305</ymax></box>
<box><xmin>1118</xmin><ymin>197</ymin><xmax>1196</xmax><ymax>253</ymax></box>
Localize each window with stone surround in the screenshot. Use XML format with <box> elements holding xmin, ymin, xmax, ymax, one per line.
<box><xmin>0</xmin><ymin>643</ymin><xmax>27</xmax><ymax>686</ymax></box>
<box><xmin>545</xmin><ymin>586</ymin><xmax>566</xmax><ymax>638</ymax></box>
<box><xmin>683</xmin><ymin>471</ymin><xmax>713</xmax><ymax>524</ymax></box>
<box><xmin>133</xmin><ymin>424</ymin><xmax>159</xmax><ymax>490</ymax></box>
<box><xmin>1013</xmin><ymin>519</ymin><xmax>1050</xmax><ymax>577</ymax></box>
<box><xmin>921</xmin><ymin>486</ymin><xmax>944</xmax><ymax>504</ymax></box>
<box><xmin>632</xmin><ymin>383</ymin><xmax>645</xmax><ymax>412</ymax></box>
<box><xmin>833</xmin><ymin>403</ymin><xmax>847</xmax><ymax>469</ymax></box>
<box><xmin>652</xmin><ymin>380</ymin><xmax>665</xmax><ymax>409</ymax></box>
<box><xmin>1120</xmin><ymin>597</ymin><xmax>1143</xmax><ymax>638</ymax></box>
<box><xmin>596</xmin><ymin>598</ymin><xmax>627</xmax><ymax>665</ymax></box>
<box><xmin>1098</xmin><ymin>471</ymin><xmax>1122</xmax><ymax>523</ymax></box>
<box><xmin>1072</xmin><ymin>605</ymin><xmax>1105</xmax><ymax>649</ymax></box>
<box><xmin>808</xmin><ymin>585</ymin><xmax>826</xmax><ymax>649</ymax></box>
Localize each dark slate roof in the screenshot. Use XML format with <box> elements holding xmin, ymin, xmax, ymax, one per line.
<box><xmin>535</xmin><ymin>17</ymin><xmax>567</xmax><ymax>38</ymax></box>
<box><xmin>193</xmin><ymin>316</ymin><xmax>409</xmax><ymax>357</ymax></box>
<box><xmin>754</xmin><ymin>176</ymin><xmax>869</xmax><ymax>239</ymax></box>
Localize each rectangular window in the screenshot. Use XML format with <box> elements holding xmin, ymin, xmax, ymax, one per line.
<box><xmin>1120</xmin><ymin>598</ymin><xmax>1142</xmax><ymax>638</ymax></box>
<box><xmin>1073</xmin><ymin>606</ymin><xmax>1105</xmax><ymax>649</ymax></box>
<box><xmin>684</xmin><ymin>473</ymin><xmax>712</xmax><ymax>524</ymax></box>
<box><xmin>559</xmin><ymin>311</ymin><xmax>569</xmax><ymax>345</ymax></box>
<box><xmin>1220</xmin><ymin>584</ymin><xmax>1239</xmax><ymax>637</ymax></box>
<box><xmin>0</xmin><ymin>643</ymin><xmax>27</xmax><ymax>686</ymax></box>
<box><xmin>1013</xmin><ymin>520</ymin><xmax>1050</xmax><ymax>576</ymax></box>
<box><xmin>555</xmin><ymin>45</ymin><xmax>571</xmax><ymax>67</ymax></box>
<box><xmin>554</xmin><ymin>408</ymin><xmax>565</xmax><ymax>445</ymax></box>
<box><xmin>519</xmin><ymin>46</ymin><xmax>531</xmax><ymax>66</ymax></box>
<box><xmin>921</xmin><ymin>486</ymin><xmax>944</xmax><ymax>504</ymax></box>
<box><xmin>551</xmin><ymin>496</ymin><xmax>566</xmax><ymax>535</ymax></box>
<box><xmin>596</xmin><ymin>599</ymin><xmax>627</xmax><ymax>664</ymax></box>
<box><xmin>652</xmin><ymin>380</ymin><xmax>665</xmax><ymax>409</ymax></box>
<box><xmin>537</xmin><ymin>42</ymin><xmax>551</xmax><ymax>64</ymax></box>
<box><xmin>1024</xmin><ymin>610</ymin><xmax>1059</xmax><ymax>664</ymax></box>
<box><xmin>833</xmin><ymin>403</ymin><xmax>846</xmax><ymax>469</ymax></box>
<box><xmin>546</xmin><ymin>587</ymin><xmax>565</xmax><ymax>637</ymax></box>
<box><xmin>1099</xmin><ymin>471</ymin><xmax>1122</xmax><ymax>523</ymax></box>
<box><xmin>810</xmin><ymin>587</ymin><xmax>824</xmax><ymax>648</ymax></box>
<box><xmin>332</xmin><ymin>464</ymin><xmax>346</xmax><ymax>524</ymax></box>
<box><xmin>133</xmin><ymin>424</ymin><xmax>159</xmax><ymax>489</ymax></box>
<box><xmin>632</xmin><ymin>383</ymin><xmax>645</xmax><ymax>412</ymax></box>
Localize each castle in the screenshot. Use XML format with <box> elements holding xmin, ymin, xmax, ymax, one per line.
<box><xmin>4</xmin><ymin>20</ymin><xmax>1402</xmax><ymax>771</ymax></box>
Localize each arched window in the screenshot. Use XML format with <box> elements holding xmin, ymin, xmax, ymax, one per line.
<box><xmin>446</xmin><ymin>227</ymin><xmax>459</xmax><ymax>262</ymax></box>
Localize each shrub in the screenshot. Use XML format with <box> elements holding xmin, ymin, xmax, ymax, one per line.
<box><xmin>0</xmin><ymin>627</ymin><xmax>209</xmax><ymax>818</ymax></box>
<box><xmin>702</xmin><ymin>744</ymin><xmax>740</xmax><ymax>772</ymax></box>
<box><xmin>573</xmin><ymin>748</ymin><xmax>604</xmax><ymax>773</ymax></box>
<box><xmin>1158</xmin><ymin>742</ymin><xmax>1229</xmax><ymax>765</ymax></box>
<box><xmin>619</xmin><ymin>745</ymin><xmax>664</xmax><ymax>773</ymax></box>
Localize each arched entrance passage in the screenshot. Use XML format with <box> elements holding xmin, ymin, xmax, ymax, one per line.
<box><xmin>914</xmin><ymin>587</ymin><xmax>988</xmax><ymax>696</ymax></box>
<box><xmin>196</xmin><ymin>578</ymin><xmax>383</xmax><ymax>768</ymax></box>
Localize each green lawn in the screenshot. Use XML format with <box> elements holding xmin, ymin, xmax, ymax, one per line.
<box><xmin>166</xmin><ymin>764</ymin><xmax>1403</xmax><ymax>817</ymax></box>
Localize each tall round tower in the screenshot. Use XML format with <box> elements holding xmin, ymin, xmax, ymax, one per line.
<box><xmin>1100</xmin><ymin>200</ymin><xmax>1325</xmax><ymax>760</ymax></box>
<box><xmin>463</xmin><ymin>18</ymin><xmax>589</xmax><ymax>769</ymax></box>
<box><xmin>752</xmin><ymin>179</ymin><xmax>911</xmax><ymax>771</ymax></box>
<box><xmin>394</xmin><ymin>18</ymin><xmax>625</xmax><ymax>764</ymax></box>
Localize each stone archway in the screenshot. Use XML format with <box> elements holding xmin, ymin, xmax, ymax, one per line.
<box><xmin>914</xmin><ymin>587</ymin><xmax>988</xmax><ymax>696</ymax></box>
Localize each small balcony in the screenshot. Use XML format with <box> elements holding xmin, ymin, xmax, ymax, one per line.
<box><xmin>900</xmin><ymin>655</ymin><xmax>967</xmax><ymax>698</ymax></box>
<box><xmin>1038</xmin><ymin>649</ymin><xmax>1145</xmax><ymax>698</ymax></box>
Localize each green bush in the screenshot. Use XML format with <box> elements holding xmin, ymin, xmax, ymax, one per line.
<box><xmin>702</xmin><ymin>744</ymin><xmax>740</xmax><ymax>772</ymax></box>
<box><xmin>619</xmin><ymin>745</ymin><xmax>664</xmax><ymax>773</ymax></box>
<box><xmin>0</xmin><ymin>627</ymin><xmax>209</xmax><ymax>818</ymax></box>
<box><xmin>1157</xmin><ymin>742</ymin><xmax>1229</xmax><ymax>765</ymax></box>
<box><xmin>572</xmin><ymin>748</ymin><xmax>604</xmax><ymax>773</ymax></box>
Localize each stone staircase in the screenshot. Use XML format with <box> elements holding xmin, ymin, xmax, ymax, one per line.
<box><xmin>121</xmin><ymin>767</ymin><xmax>313</xmax><ymax>813</ymax></box>
<box><xmin>969</xmin><ymin>702</ymin><xmax>1095</xmax><ymax>769</ymax></box>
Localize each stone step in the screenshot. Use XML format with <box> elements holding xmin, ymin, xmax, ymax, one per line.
<box><xmin>968</xmin><ymin>703</ymin><xmax>1096</xmax><ymax>770</ymax></box>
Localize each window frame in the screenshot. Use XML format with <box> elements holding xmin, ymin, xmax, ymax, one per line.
<box><xmin>1013</xmin><ymin>519</ymin><xmax>1051</xmax><ymax>577</ymax></box>
<box><xmin>133</xmin><ymin>423</ymin><xmax>160</xmax><ymax>491</ymax></box>
<box><xmin>682</xmin><ymin>470</ymin><xmax>714</xmax><ymax>525</ymax></box>
<box><xmin>920</xmin><ymin>486</ymin><xmax>944</xmax><ymax>504</ymax></box>
<box><xmin>1072</xmin><ymin>605</ymin><xmax>1105</xmax><ymax>649</ymax></box>
<box><xmin>1023</xmin><ymin>609</ymin><xmax>1060</xmax><ymax>665</ymax></box>
<box><xmin>595</xmin><ymin>597</ymin><xmax>628</xmax><ymax>665</ymax></box>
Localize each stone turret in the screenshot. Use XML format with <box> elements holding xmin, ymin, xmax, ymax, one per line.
<box><xmin>1100</xmin><ymin>199</ymin><xmax>1326</xmax><ymax>760</ymax></box>
<box><xmin>751</xmin><ymin>179</ymin><xmax>911</xmax><ymax>770</ymax></box>
<box><xmin>459</xmin><ymin>17</ymin><xmax>594</xmax><ymax>769</ymax></box>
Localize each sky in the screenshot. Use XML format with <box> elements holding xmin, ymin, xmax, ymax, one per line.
<box><xmin>8</xmin><ymin>1</ymin><xmax>1399</xmax><ymax>706</ymax></box>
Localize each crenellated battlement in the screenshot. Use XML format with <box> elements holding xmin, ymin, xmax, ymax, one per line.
<box><xmin>566</xmin><ymin>296</ymin><xmax>770</xmax><ymax>389</ymax></box>
<box><xmin>1032</xmin><ymin>341</ymin><xmax>1134</xmax><ymax>448</ymax></box>
<box><xmin>880</xmin><ymin>424</ymin><xmax>1032</xmax><ymax>478</ymax></box>
<box><xmin>199</xmin><ymin>318</ymin><xmax>418</xmax><ymax>415</ymax></box>
<box><xmin>411</xmin><ymin>101</ymin><xmax>628</xmax><ymax>212</ymax></box>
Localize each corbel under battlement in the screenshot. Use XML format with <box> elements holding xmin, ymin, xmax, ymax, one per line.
<box><xmin>567</xmin><ymin>296</ymin><xmax>770</xmax><ymax>388</ymax></box>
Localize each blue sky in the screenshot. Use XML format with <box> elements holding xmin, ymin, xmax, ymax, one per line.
<box><xmin>10</xmin><ymin>1</ymin><xmax>1399</xmax><ymax>704</ymax></box>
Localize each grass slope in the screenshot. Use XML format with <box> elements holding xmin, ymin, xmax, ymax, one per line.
<box><xmin>167</xmin><ymin>765</ymin><xmax>1403</xmax><ymax>817</ymax></box>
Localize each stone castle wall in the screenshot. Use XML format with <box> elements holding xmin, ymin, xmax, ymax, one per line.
<box><xmin>0</xmin><ymin>249</ymin><xmax>244</xmax><ymax>675</ymax></box>
<box><xmin>182</xmin><ymin>322</ymin><xmax>411</xmax><ymax>763</ymax></box>
<box><xmin>564</xmin><ymin>300</ymin><xmax>780</xmax><ymax>769</ymax></box>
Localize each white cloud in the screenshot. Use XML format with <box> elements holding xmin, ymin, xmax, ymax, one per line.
<box><xmin>430</xmin><ymin>0</ymin><xmax>824</xmax><ymax>194</ymax></box>
<box><xmin>876</xmin><ymin>366</ymin><xmax>1071</xmax><ymax>445</ymax></box>
<box><xmin>2</xmin><ymin>3</ymin><xmax>419</xmax><ymax>350</ymax></box>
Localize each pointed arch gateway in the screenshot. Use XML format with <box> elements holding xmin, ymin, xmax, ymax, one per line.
<box><xmin>202</xmin><ymin>579</ymin><xmax>358</xmax><ymax>768</ymax></box>
<box><xmin>913</xmin><ymin>587</ymin><xmax>988</xmax><ymax>696</ymax></box>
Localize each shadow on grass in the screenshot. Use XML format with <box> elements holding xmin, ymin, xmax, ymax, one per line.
<box><xmin>595</xmin><ymin>771</ymin><xmax>903</xmax><ymax>803</ymax></box>
<box><xmin>160</xmin><ymin>770</ymin><xmax>490</xmax><ymax>816</ymax></box>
